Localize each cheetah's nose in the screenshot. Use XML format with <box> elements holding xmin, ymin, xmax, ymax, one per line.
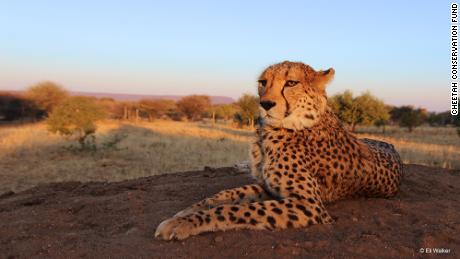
<box><xmin>260</xmin><ymin>101</ymin><xmax>276</xmax><ymax>111</ymax></box>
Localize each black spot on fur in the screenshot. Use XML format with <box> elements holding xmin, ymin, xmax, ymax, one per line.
<box><xmin>267</xmin><ymin>216</ymin><xmax>276</xmax><ymax>227</ymax></box>
<box><xmin>304</xmin><ymin>114</ymin><xmax>314</xmax><ymax>120</ymax></box>
<box><xmin>272</xmin><ymin>208</ymin><xmax>283</xmax><ymax>214</ymax></box>
<box><xmin>237</xmin><ymin>218</ymin><xmax>246</xmax><ymax>224</ymax></box>
<box><xmin>333</xmin><ymin>162</ymin><xmax>338</xmax><ymax>168</ymax></box>
<box><xmin>296</xmin><ymin>204</ymin><xmax>306</xmax><ymax>211</ymax></box>
<box><xmin>288</xmin><ymin>214</ymin><xmax>299</xmax><ymax>221</ymax></box>
<box><xmin>303</xmin><ymin>209</ymin><xmax>313</xmax><ymax>217</ymax></box>
<box><xmin>289</xmin><ymin>193</ymin><xmax>302</xmax><ymax>199</ymax></box>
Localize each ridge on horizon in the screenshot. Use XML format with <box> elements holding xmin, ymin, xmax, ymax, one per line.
<box><xmin>1</xmin><ymin>89</ymin><xmax>235</xmax><ymax>105</ymax></box>
<box><xmin>73</xmin><ymin>91</ymin><xmax>235</xmax><ymax>104</ymax></box>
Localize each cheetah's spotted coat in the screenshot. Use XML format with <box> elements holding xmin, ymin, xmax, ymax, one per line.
<box><xmin>155</xmin><ymin>61</ymin><xmax>403</xmax><ymax>240</ymax></box>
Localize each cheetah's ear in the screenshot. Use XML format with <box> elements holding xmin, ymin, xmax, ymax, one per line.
<box><xmin>313</xmin><ymin>68</ymin><xmax>335</xmax><ymax>91</ymax></box>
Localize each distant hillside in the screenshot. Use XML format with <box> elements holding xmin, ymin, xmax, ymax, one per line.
<box><xmin>72</xmin><ymin>92</ymin><xmax>235</xmax><ymax>104</ymax></box>
<box><xmin>1</xmin><ymin>90</ymin><xmax>235</xmax><ymax>105</ymax></box>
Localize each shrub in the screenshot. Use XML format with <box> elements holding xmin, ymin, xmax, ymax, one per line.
<box><xmin>214</xmin><ymin>104</ymin><xmax>239</xmax><ymax>121</ymax></box>
<box><xmin>25</xmin><ymin>81</ymin><xmax>68</xmax><ymax>117</ymax></box>
<box><xmin>177</xmin><ymin>95</ymin><xmax>211</xmax><ymax>121</ymax></box>
<box><xmin>390</xmin><ymin>106</ymin><xmax>427</xmax><ymax>132</ymax></box>
<box><xmin>329</xmin><ymin>90</ymin><xmax>389</xmax><ymax>132</ymax></box>
<box><xmin>47</xmin><ymin>96</ymin><xmax>106</xmax><ymax>148</ymax></box>
<box><xmin>235</xmin><ymin>94</ymin><xmax>259</xmax><ymax>128</ymax></box>
<box><xmin>139</xmin><ymin>99</ymin><xmax>177</xmax><ymax>120</ymax></box>
<box><xmin>0</xmin><ymin>92</ymin><xmax>39</xmax><ymax>121</ymax></box>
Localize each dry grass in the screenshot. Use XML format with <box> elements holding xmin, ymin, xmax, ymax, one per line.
<box><xmin>356</xmin><ymin>133</ymin><xmax>460</xmax><ymax>169</ymax></box>
<box><xmin>0</xmin><ymin>120</ymin><xmax>252</xmax><ymax>193</ymax></box>
<box><xmin>354</xmin><ymin>125</ymin><xmax>460</xmax><ymax>169</ymax></box>
<box><xmin>1</xmin><ymin>120</ymin><xmax>459</xmax><ymax>193</ymax></box>
<box><xmin>355</xmin><ymin>125</ymin><xmax>459</xmax><ymax>146</ymax></box>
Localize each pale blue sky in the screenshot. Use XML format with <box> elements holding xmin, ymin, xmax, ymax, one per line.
<box><xmin>0</xmin><ymin>0</ymin><xmax>448</xmax><ymax>111</ymax></box>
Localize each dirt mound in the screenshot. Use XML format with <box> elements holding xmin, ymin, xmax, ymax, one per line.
<box><xmin>1</xmin><ymin>165</ymin><xmax>459</xmax><ymax>258</ymax></box>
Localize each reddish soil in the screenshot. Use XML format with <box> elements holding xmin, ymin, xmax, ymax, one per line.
<box><xmin>1</xmin><ymin>164</ymin><xmax>459</xmax><ymax>258</ymax></box>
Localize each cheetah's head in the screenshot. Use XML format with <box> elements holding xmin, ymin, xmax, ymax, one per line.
<box><xmin>257</xmin><ymin>61</ymin><xmax>334</xmax><ymax>130</ymax></box>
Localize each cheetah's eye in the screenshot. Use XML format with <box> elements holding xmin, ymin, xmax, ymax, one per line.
<box><xmin>284</xmin><ymin>80</ymin><xmax>299</xmax><ymax>87</ymax></box>
<box><xmin>258</xmin><ymin>80</ymin><xmax>267</xmax><ymax>87</ymax></box>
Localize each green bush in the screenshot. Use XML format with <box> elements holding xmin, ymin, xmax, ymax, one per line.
<box><xmin>177</xmin><ymin>95</ymin><xmax>211</xmax><ymax>121</ymax></box>
<box><xmin>47</xmin><ymin>96</ymin><xmax>106</xmax><ymax>148</ymax></box>
<box><xmin>25</xmin><ymin>81</ymin><xmax>68</xmax><ymax>117</ymax></box>
<box><xmin>390</xmin><ymin>106</ymin><xmax>427</xmax><ymax>132</ymax></box>
<box><xmin>235</xmin><ymin>94</ymin><xmax>259</xmax><ymax>127</ymax></box>
<box><xmin>328</xmin><ymin>90</ymin><xmax>389</xmax><ymax>132</ymax></box>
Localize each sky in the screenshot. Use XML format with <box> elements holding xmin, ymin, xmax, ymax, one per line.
<box><xmin>0</xmin><ymin>0</ymin><xmax>448</xmax><ymax>111</ymax></box>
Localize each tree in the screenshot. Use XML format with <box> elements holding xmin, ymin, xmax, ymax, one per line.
<box><xmin>25</xmin><ymin>81</ymin><xmax>68</xmax><ymax>117</ymax></box>
<box><xmin>427</xmin><ymin>111</ymin><xmax>456</xmax><ymax>126</ymax></box>
<box><xmin>214</xmin><ymin>104</ymin><xmax>238</xmax><ymax>121</ymax></box>
<box><xmin>0</xmin><ymin>92</ymin><xmax>38</xmax><ymax>121</ymax></box>
<box><xmin>454</xmin><ymin>115</ymin><xmax>460</xmax><ymax>137</ymax></box>
<box><xmin>47</xmin><ymin>96</ymin><xmax>106</xmax><ymax>148</ymax></box>
<box><xmin>176</xmin><ymin>95</ymin><xmax>211</xmax><ymax>121</ymax></box>
<box><xmin>390</xmin><ymin>106</ymin><xmax>427</xmax><ymax>132</ymax></box>
<box><xmin>236</xmin><ymin>94</ymin><xmax>259</xmax><ymax>128</ymax></box>
<box><xmin>139</xmin><ymin>99</ymin><xmax>176</xmax><ymax>121</ymax></box>
<box><xmin>97</xmin><ymin>97</ymin><xmax>120</xmax><ymax>119</ymax></box>
<box><xmin>206</xmin><ymin>104</ymin><xmax>238</xmax><ymax>125</ymax></box>
<box><xmin>329</xmin><ymin>90</ymin><xmax>389</xmax><ymax>132</ymax></box>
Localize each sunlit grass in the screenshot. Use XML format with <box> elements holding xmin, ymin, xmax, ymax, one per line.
<box><xmin>0</xmin><ymin>120</ymin><xmax>251</xmax><ymax>193</ymax></box>
<box><xmin>356</xmin><ymin>133</ymin><xmax>460</xmax><ymax>169</ymax></box>
<box><xmin>0</xmin><ymin>120</ymin><xmax>458</xmax><ymax>193</ymax></box>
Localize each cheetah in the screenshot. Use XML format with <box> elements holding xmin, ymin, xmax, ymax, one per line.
<box><xmin>155</xmin><ymin>61</ymin><xmax>403</xmax><ymax>240</ymax></box>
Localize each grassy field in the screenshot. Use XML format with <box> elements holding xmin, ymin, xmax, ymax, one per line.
<box><xmin>355</xmin><ymin>126</ymin><xmax>460</xmax><ymax>169</ymax></box>
<box><xmin>0</xmin><ymin>120</ymin><xmax>252</xmax><ymax>193</ymax></box>
<box><xmin>1</xmin><ymin>120</ymin><xmax>459</xmax><ymax>193</ymax></box>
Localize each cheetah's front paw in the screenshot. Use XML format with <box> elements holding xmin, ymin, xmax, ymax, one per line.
<box><xmin>154</xmin><ymin>217</ymin><xmax>197</xmax><ymax>240</ymax></box>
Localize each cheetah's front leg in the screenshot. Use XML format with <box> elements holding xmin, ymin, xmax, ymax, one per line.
<box><xmin>155</xmin><ymin>198</ymin><xmax>328</xmax><ymax>240</ymax></box>
<box><xmin>173</xmin><ymin>184</ymin><xmax>272</xmax><ymax>217</ymax></box>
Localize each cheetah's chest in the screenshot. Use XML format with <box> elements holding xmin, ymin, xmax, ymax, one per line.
<box><xmin>258</xmin><ymin>128</ymin><xmax>364</xmax><ymax>202</ymax></box>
